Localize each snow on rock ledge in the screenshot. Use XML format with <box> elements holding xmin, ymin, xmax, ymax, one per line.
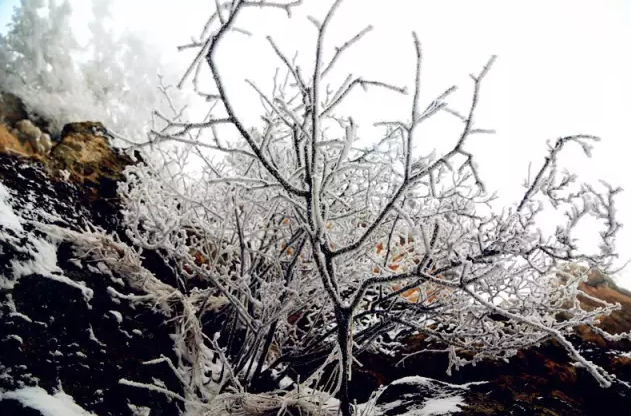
<box><xmin>372</xmin><ymin>376</ymin><xmax>486</xmax><ymax>416</ymax></box>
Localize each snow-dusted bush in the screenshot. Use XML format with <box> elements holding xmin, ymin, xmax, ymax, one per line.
<box><xmin>0</xmin><ymin>0</ymin><xmax>187</xmax><ymax>143</ymax></box>
<box><xmin>44</xmin><ymin>1</ymin><xmax>627</xmax><ymax>415</ymax></box>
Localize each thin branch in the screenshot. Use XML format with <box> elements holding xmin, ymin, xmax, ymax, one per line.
<box><xmin>322</xmin><ymin>25</ymin><xmax>373</xmax><ymax>77</ymax></box>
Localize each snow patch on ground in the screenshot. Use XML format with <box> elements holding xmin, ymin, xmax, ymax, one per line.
<box><xmin>109</xmin><ymin>310</ymin><xmax>123</xmax><ymax>323</ymax></box>
<box><xmin>3</xmin><ymin>293</ymin><xmax>32</xmax><ymax>322</ymax></box>
<box><xmin>6</xmin><ymin>233</ymin><xmax>94</xmax><ymax>304</ymax></box>
<box><xmin>128</xmin><ymin>403</ymin><xmax>151</xmax><ymax>416</ymax></box>
<box><xmin>88</xmin><ymin>325</ymin><xmax>107</xmax><ymax>347</ymax></box>
<box><xmin>11</xmin><ymin>238</ymin><xmax>62</xmax><ymax>280</ymax></box>
<box><xmin>407</xmin><ymin>395</ymin><xmax>466</xmax><ymax>416</ymax></box>
<box><xmin>0</xmin><ymin>385</ymin><xmax>98</xmax><ymax>416</ymax></box>
<box><xmin>390</xmin><ymin>376</ymin><xmax>487</xmax><ymax>390</ymax></box>
<box><xmin>373</xmin><ymin>376</ymin><xmax>486</xmax><ymax>416</ymax></box>
<box><xmin>0</xmin><ymin>182</ymin><xmax>23</xmax><ymax>232</ymax></box>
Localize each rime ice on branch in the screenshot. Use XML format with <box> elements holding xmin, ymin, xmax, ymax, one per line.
<box><xmin>113</xmin><ymin>1</ymin><xmax>628</xmax><ymax>415</ymax></box>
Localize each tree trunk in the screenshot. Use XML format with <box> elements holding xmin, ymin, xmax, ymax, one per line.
<box><xmin>335</xmin><ymin>306</ymin><xmax>353</xmax><ymax>416</ymax></box>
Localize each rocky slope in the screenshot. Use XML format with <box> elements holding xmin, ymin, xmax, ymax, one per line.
<box><xmin>0</xmin><ymin>94</ymin><xmax>181</xmax><ymax>416</ymax></box>
<box><xmin>0</xmin><ymin>92</ymin><xmax>630</xmax><ymax>415</ymax></box>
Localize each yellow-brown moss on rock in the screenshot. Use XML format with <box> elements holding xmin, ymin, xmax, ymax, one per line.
<box><xmin>1</xmin><ymin>102</ymin><xmax>136</xmax><ymax>192</ymax></box>
<box><xmin>49</xmin><ymin>121</ymin><xmax>134</xmax><ymax>184</ymax></box>
<box><xmin>0</xmin><ymin>123</ymin><xmax>36</xmax><ymax>157</ymax></box>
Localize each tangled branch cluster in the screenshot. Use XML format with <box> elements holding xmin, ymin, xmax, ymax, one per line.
<box><xmin>73</xmin><ymin>1</ymin><xmax>629</xmax><ymax>415</ymax></box>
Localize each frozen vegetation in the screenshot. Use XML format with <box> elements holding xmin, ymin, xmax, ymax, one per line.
<box><xmin>1</xmin><ymin>1</ymin><xmax>631</xmax><ymax>415</ymax></box>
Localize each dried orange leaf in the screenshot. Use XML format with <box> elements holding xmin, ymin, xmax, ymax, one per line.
<box><xmin>376</xmin><ymin>242</ymin><xmax>384</xmax><ymax>254</ymax></box>
<box><xmin>402</xmin><ymin>288</ymin><xmax>418</xmax><ymax>298</ymax></box>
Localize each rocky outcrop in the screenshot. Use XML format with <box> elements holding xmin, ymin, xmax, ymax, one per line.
<box><xmin>0</xmin><ymin>92</ymin><xmax>137</xmax><ymax>202</ymax></box>
<box><xmin>0</xmin><ymin>91</ymin><xmax>29</xmax><ymax>127</ymax></box>
<box><xmin>50</xmin><ymin>121</ymin><xmax>134</xmax><ymax>184</ymax></box>
<box><xmin>0</xmin><ymin>112</ymin><xmax>181</xmax><ymax>415</ymax></box>
<box><xmin>0</xmin><ymin>122</ymin><xmax>36</xmax><ymax>157</ymax></box>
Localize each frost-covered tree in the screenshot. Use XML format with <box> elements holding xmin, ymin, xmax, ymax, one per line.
<box><xmin>0</xmin><ymin>0</ymin><xmax>77</xmax><ymax>133</ymax></box>
<box><xmin>41</xmin><ymin>0</ymin><xmax>79</xmax><ymax>93</ymax></box>
<box><xmin>0</xmin><ymin>0</ymin><xmax>52</xmax><ymax>89</ymax></box>
<box><xmin>82</xmin><ymin>0</ymin><xmax>121</xmax><ymax>106</ymax></box>
<box><xmin>0</xmin><ymin>0</ymin><xmax>79</xmax><ymax>93</ymax></box>
<box><xmin>57</xmin><ymin>1</ymin><xmax>629</xmax><ymax>415</ymax></box>
<box><xmin>81</xmin><ymin>0</ymin><xmax>187</xmax><ymax>139</ymax></box>
<box><xmin>0</xmin><ymin>0</ymin><xmax>187</xmax><ymax>142</ymax></box>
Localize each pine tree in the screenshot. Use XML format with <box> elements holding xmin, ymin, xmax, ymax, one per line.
<box><xmin>0</xmin><ymin>0</ymin><xmax>49</xmax><ymax>89</ymax></box>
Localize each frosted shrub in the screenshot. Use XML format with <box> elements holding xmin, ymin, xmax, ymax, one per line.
<box><xmin>31</xmin><ymin>1</ymin><xmax>630</xmax><ymax>415</ymax></box>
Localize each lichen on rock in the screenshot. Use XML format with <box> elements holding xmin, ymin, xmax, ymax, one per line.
<box><xmin>50</xmin><ymin>121</ymin><xmax>133</xmax><ymax>185</ymax></box>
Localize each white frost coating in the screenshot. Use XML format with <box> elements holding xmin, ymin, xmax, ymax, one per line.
<box><xmin>18</xmin><ymin>0</ymin><xmax>627</xmax><ymax>410</ymax></box>
<box><xmin>0</xmin><ymin>182</ymin><xmax>23</xmax><ymax>232</ymax></box>
<box><xmin>8</xmin><ymin>237</ymin><xmax>94</xmax><ymax>304</ymax></box>
<box><xmin>4</xmin><ymin>293</ymin><xmax>33</xmax><ymax>322</ymax></box>
<box><xmin>7</xmin><ymin>334</ymin><xmax>23</xmax><ymax>343</ymax></box>
<box><xmin>117</xmin><ymin>325</ymin><xmax>130</xmax><ymax>337</ymax></box>
<box><xmin>109</xmin><ymin>310</ymin><xmax>123</xmax><ymax>323</ymax></box>
<box><xmin>11</xmin><ymin>238</ymin><xmax>62</xmax><ymax>279</ymax></box>
<box><xmin>0</xmin><ymin>386</ymin><xmax>98</xmax><ymax>416</ymax></box>
<box><xmin>0</xmin><ymin>205</ymin><xmax>93</xmax><ymax>302</ymax></box>
<box><xmin>69</xmin><ymin>258</ymin><xmax>83</xmax><ymax>269</ymax></box>
<box><xmin>109</xmin><ymin>276</ymin><xmax>125</xmax><ymax>286</ymax></box>
<box><xmin>376</xmin><ymin>376</ymin><xmax>480</xmax><ymax>416</ymax></box>
<box><xmin>96</xmin><ymin>262</ymin><xmax>113</xmax><ymax>277</ymax></box>
<box><xmin>372</xmin><ymin>376</ymin><xmax>487</xmax><ymax>416</ymax></box>
<box><xmin>128</xmin><ymin>404</ymin><xmax>151</xmax><ymax>416</ymax></box>
<box><xmin>390</xmin><ymin>376</ymin><xmax>487</xmax><ymax>390</ymax></box>
<box><xmin>9</xmin><ymin>311</ymin><xmax>33</xmax><ymax>323</ymax></box>
<box><xmin>88</xmin><ymin>325</ymin><xmax>106</xmax><ymax>347</ymax></box>
<box><xmin>42</xmin><ymin>273</ymin><xmax>95</xmax><ymax>305</ymax></box>
<box><xmin>279</xmin><ymin>376</ymin><xmax>294</xmax><ymax>389</ymax></box>
<box><xmin>407</xmin><ymin>395</ymin><xmax>466</xmax><ymax>416</ymax></box>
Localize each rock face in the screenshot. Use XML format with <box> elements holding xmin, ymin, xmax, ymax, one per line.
<box><xmin>0</xmin><ymin>112</ymin><xmax>182</xmax><ymax>415</ymax></box>
<box><xmin>1</xmin><ymin>93</ymin><xmax>135</xmax><ymax>185</ymax></box>
<box><xmin>0</xmin><ymin>95</ymin><xmax>630</xmax><ymax>415</ymax></box>
<box><xmin>0</xmin><ymin>92</ymin><xmax>55</xmax><ymax>155</ymax></box>
<box><xmin>0</xmin><ymin>92</ymin><xmax>29</xmax><ymax>127</ymax></box>
<box><xmin>51</xmin><ymin>121</ymin><xmax>132</xmax><ymax>184</ymax></box>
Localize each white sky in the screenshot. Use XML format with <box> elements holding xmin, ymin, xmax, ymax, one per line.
<box><xmin>2</xmin><ymin>0</ymin><xmax>631</xmax><ymax>287</ymax></box>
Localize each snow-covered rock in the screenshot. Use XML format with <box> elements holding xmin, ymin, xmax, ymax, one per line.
<box><xmin>0</xmin><ymin>123</ymin><xmax>181</xmax><ymax>416</ymax></box>
<box><xmin>373</xmin><ymin>376</ymin><xmax>485</xmax><ymax>416</ymax></box>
